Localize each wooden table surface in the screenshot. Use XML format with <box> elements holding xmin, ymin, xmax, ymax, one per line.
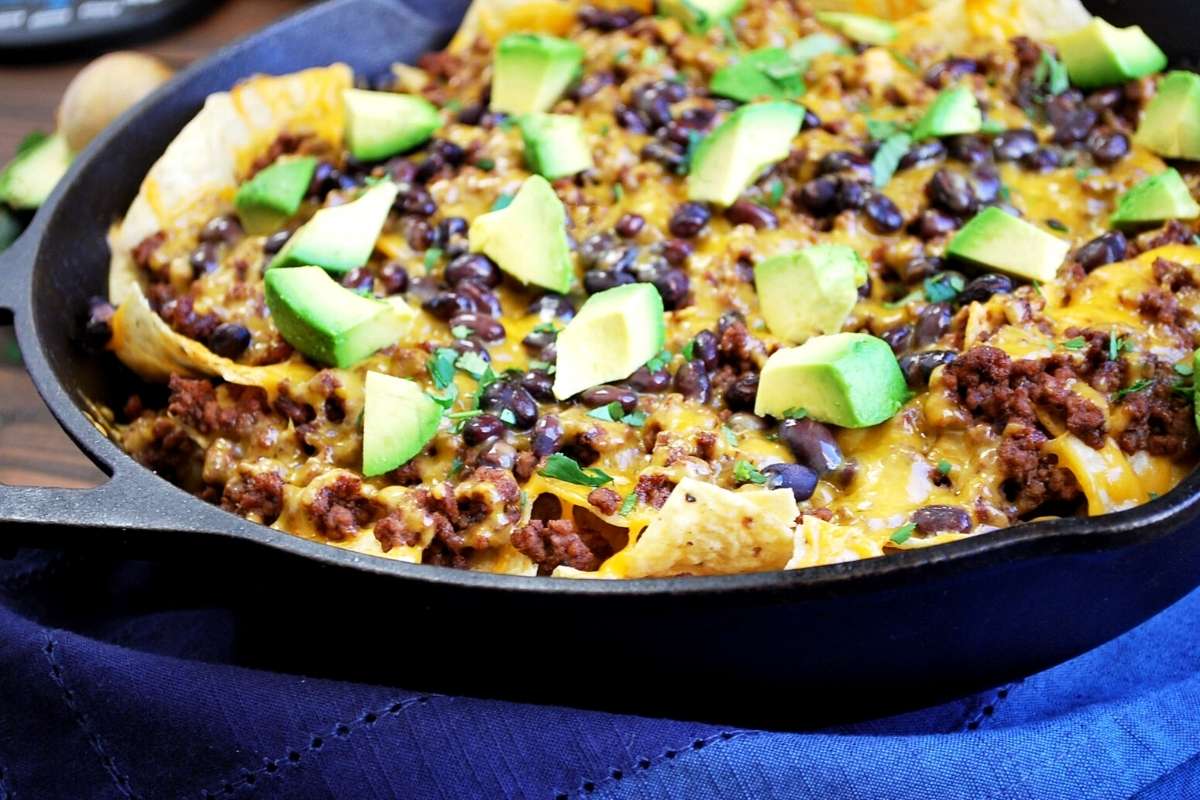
<box><xmin>0</xmin><ymin>0</ymin><xmax>308</xmax><ymax>489</ymax></box>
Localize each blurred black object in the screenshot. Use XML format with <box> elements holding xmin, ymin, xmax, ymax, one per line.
<box><xmin>0</xmin><ymin>0</ymin><xmax>217</xmax><ymax>58</ymax></box>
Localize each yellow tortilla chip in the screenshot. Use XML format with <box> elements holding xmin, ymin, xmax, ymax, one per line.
<box><xmin>449</xmin><ymin>0</ymin><xmax>654</xmax><ymax>51</ymax></box>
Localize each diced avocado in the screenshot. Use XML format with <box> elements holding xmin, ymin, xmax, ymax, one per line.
<box><xmin>911</xmin><ymin>86</ymin><xmax>982</xmax><ymax>141</ymax></box>
<box><xmin>490</xmin><ymin>34</ymin><xmax>585</xmax><ymax>116</ymax></box>
<box><xmin>754</xmin><ymin>332</ymin><xmax>907</xmax><ymax>427</ymax></box>
<box><xmin>344</xmin><ymin>89</ymin><xmax>440</xmax><ymax>162</ymax></box>
<box><xmin>234</xmin><ymin>157</ymin><xmax>318</xmax><ymax>235</ymax></box>
<box><xmin>468</xmin><ymin>174</ymin><xmax>573</xmax><ymax>293</ymax></box>
<box><xmin>269</xmin><ymin>180</ymin><xmax>398</xmax><ymax>274</ymax></box>
<box><xmin>552</xmin><ymin>283</ymin><xmax>665</xmax><ymax>400</ymax></box>
<box><xmin>0</xmin><ymin>207</ymin><xmax>19</xmax><ymax>253</ymax></box>
<box><xmin>657</xmin><ymin>0</ymin><xmax>745</xmax><ymax>34</ymax></box>
<box><xmin>710</xmin><ymin>48</ymin><xmax>806</xmax><ymax>103</ymax></box>
<box><xmin>946</xmin><ymin>207</ymin><xmax>1069</xmax><ymax>283</ymax></box>
<box><xmin>1110</xmin><ymin>169</ymin><xmax>1200</xmax><ymax>228</ymax></box>
<box><xmin>688</xmin><ymin>102</ymin><xmax>805</xmax><ymax>207</ymax></box>
<box><xmin>264</xmin><ymin>266</ymin><xmax>416</xmax><ymax>368</ymax></box>
<box><xmin>814</xmin><ymin>11</ymin><xmax>897</xmax><ymax>46</ymax></box>
<box><xmin>518</xmin><ymin>113</ymin><xmax>593</xmax><ymax>180</ymax></box>
<box><xmin>0</xmin><ymin>133</ymin><xmax>71</xmax><ymax>210</ymax></box>
<box><xmin>1194</xmin><ymin>349</ymin><xmax>1200</xmax><ymax>433</ymax></box>
<box><xmin>1136</xmin><ymin>71</ymin><xmax>1200</xmax><ymax>160</ymax></box>
<box><xmin>1052</xmin><ymin>18</ymin><xmax>1166</xmax><ymax>90</ymax></box>
<box><xmin>362</xmin><ymin>371</ymin><xmax>442</xmax><ymax>477</ymax></box>
<box><xmin>789</xmin><ymin>33</ymin><xmax>851</xmax><ymax>64</ymax></box>
<box><xmin>754</xmin><ymin>245</ymin><xmax>867</xmax><ymax>343</ymax></box>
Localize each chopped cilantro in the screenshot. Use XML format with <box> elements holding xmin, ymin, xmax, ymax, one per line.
<box><xmin>681</xmin><ymin>130</ymin><xmax>705</xmax><ymax>175</ymax></box>
<box><xmin>936</xmin><ymin>459</ymin><xmax>953</xmax><ymax>476</ymax></box>
<box><xmin>767</xmin><ymin>179</ymin><xmax>786</xmax><ymax>208</ymax></box>
<box><xmin>499</xmin><ymin>408</ymin><xmax>517</xmax><ymax>425</ymax></box>
<box><xmin>734</xmin><ymin>460</ymin><xmax>768</xmax><ymax>485</ymax></box>
<box><xmin>428</xmin><ymin>347</ymin><xmax>458</xmax><ymax>389</ymax></box>
<box><xmin>890</xmin><ymin>522</ymin><xmax>917</xmax><ymax>544</ymax></box>
<box><xmin>1193</xmin><ymin>234</ymin><xmax>1200</xmax><ymax>247</ymax></box>
<box><xmin>539</xmin><ymin>453</ymin><xmax>613</xmax><ymax>487</ymax></box>
<box><xmin>1075</xmin><ymin>167</ymin><xmax>1100</xmax><ymax>181</ymax></box>
<box><xmin>891</xmin><ymin>50</ymin><xmax>919</xmax><ymax>73</ymax></box>
<box><xmin>641</xmin><ymin>47</ymin><xmax>662</xmax><ymax>66</ymax></box>
<box><xmin>682</xmin><ymin>339</ymin><xmax>696</xmax><ymax>361</ymax></box>
<box><xmin>428</xmin><ymin>385</ymin><xmax>458</xmax><ymax>410</ymax></box>
<box><xmin>530</xmin><ymin>360</ymin><xmax>555</xmax><ymax>373</ymax></box>
<box><xmin>871</xmin><ymin>132</ymin><xmax>911</xmax><ymax>188</ymax></box>
<box><xmin>1031</xmin><ymin>279</ymin><xmax>1044</xmax><ymax>298</ymax></box>
<box><xmin>475</xmin><ymin>157</ymin><xmax>496</xmax><ymax>172</ymax></box>
<box><xmin>622</xmin><ymin>411</ymin><xmax>648</xmax><ymax>427</ymax></box>
<box><xmin>923</xmin><ymin>272</ymin><xmax>965</xmax><ymax>303</ymax></box>
<box><xmin>721</xmin><ymin>425</ymin><xmax>739</xmax><ymax>447</ymax></box>
<box><xmin>998</xmin><ymin>184</ymin><xmax>1012</xmax><ymax>203</ymax></box>
<box><xmin>498</xmin><ymin>116</ymin><xmax>518</xmax><ymax>130</ymax></box>
<box><xmin>980</xmin><ymin>117</ymin><xmax>1006</xmax><ymax>134</ymax></box>
<box><xmin>1108</xmin><ymin>329</ymin><xmax>1124</xmax><ymax>361</ymax></box>
<box><xmin>1046</xmin><ymin>219</ymin><xmax>1068</xmax><ymax>232</ymax></box>
<box><xmin>782</xmin><ymin>407</ymin><xmax>809</xmax><ymax>419</ymax></box>
<box><xmin>1175</xmin><ymin>362</ymin><xmax>1195</xmax><ymax>377</ymax></box>
<box><xmin>645</xmin><ymin>349</ymin><xmax>672</xmax><ymax>372</ymax></box>
<box><xmin>884</xmin><ymin>290</ymin><xmax>923</xmax><ymax>309</ymax></box>
<box><xmin>619</xmin><ymin>492</ymin><xmax>638</xmax><ymax>516</ymax></box>
<box><xmin>1061</xmin><ymin>337</ymin><xmax>1087</xmax><ymax>351</ymax></box>
<box><xmin>587</xmin><ymin>401</ymin><xmax>625</xmax><ymax>422</ymax></box>
<box><xmin>614</xmin><ymin>48</ymin><xmax>630</xmax><ymax>64</ymax></box>
<box><xmin>454</xmin><ymin>351</ymin><xmax>491</xmax><ymax>381</ymax></box>
<box><xmin>1114</xmin><ymin>378</ymin><xmax>1154</xmax><ymax>401</ymax></box>
<box><xmin>450</xmin><ymin>324</ymin><xmax>472</xmax><ymax>339</ymax></box>
<box><xmin>444</xmin><ymin>99</ymin><xmax>463</xmax><ymax>112</ymax></box>
<box><xmin>718</xmin><ymin>17</ymin><xmax>739</xmax><ymax>50</ymax></box>
<box><xmin>490</xmin><ymin>192</ymin><xmax>513</xmax><ymax>211</ymax></box>
<box><xmin>532</xmin><ymin>321</ymin><xmax>559</xmax><ymax>334</ymax></box>
<box><xmin>866</xmin><ymin>118</ymin><xmax>904</xmax><ymax>141</ymax></box>
<box><xmin>449</xmin><ymin>456</ymin><xmax>464</xmax><ymax>477</ymax></box>
<box><xmin>447</xmin><ymin>409</ymin><xmax>483</xmax><ymax>421</ymax></box>
<box><xmin>423</xmin><ymin>247</ymin><xmax>444</xmax><ymax>273</ymax></box>
<box><xmin>1033</xmin><ymin>50</ymin><xmax>1070</xmax><ymax>96</ymax></box>
<box><xmin>613</xmin><ymin>183</ymin><xmax>625</xmax><ymax>202</ymax></box>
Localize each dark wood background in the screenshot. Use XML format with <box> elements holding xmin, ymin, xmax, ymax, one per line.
<box><xmin>0</xmin><ymin>0</ymin><xmax>308</xmax><ymax>489</ymax></box>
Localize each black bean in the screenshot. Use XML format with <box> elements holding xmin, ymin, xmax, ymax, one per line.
<box><xmin>898</xmin><ymin>350</ymin><xmax>957</xmax><ymax>388</ymax></box>
<box><xmin>449</xmin><ymin>312</ymin><xmax>505</xmax><ymax>342</ymax></box>
<box><xmin>522</xmin><ymin>329</ymin><xmax>557</xmax><ymax>354</ymax></box>
<box><xmin>521</xmin><ymin>370</ymin><xmax>555</xmax><ymax>402</ymax></box>
<box><xmin>378</xmin><ymin>263</ymin><xmax>409</xmax><ymax>295</ymax></box>
<box><xmin>406</xmin><ymin>219</ymin><xmax>437</xmax><ymax>250</ymax></box>
<box><xmin>924</xmin><ymin>57</ymin><xmax>978</xmax><ymax>88</ymax></box>
<box><xmin>439</xmin><ymin>216</ymin><xmax>468</xmax><ymax>240</ymax></box>
<box><xmin>635</xmin><ymin>88</ymin><xmax>674</xmax><ymax>129</ymax></box>
<box><xmin>414</xmin><ymin>156</ymin><xmax>445</xmax><ymax>184</ymax></box>
<box><xmin>692</xmin><ymin>330</ymin><xmax>718</xmax><ymax>370</ymax></box>
<box><xmin>762</xmin><ymin>462</ymin><xmax>819</xmax><ymax>501</ymax></box>
<box><xmin>435</xmin><ymin>140</ymin><xmax>467</xmax><ymax>166</ymax></box>
<box><xmin>1021</xmin><ymin>147</ymin><xmax>1062</xmax><ymax>171</ymax></box>
<box><xmin>673</xmin><ymin>359</ymin><xmax>710</xmax><ymax>401</ymax></box>
<box><xmin>726</xmin><ymin>201</ymin><xmax>778</xmax><ymax>230</ymax></box>
<box><xmin>528</xmin><ymin>294</ymin><xmax>575</xmax><ymax>320</ymax></box>
<box><xmin>880</xmin><ymin>324</ymin><xmax>913</xmax><ymax>354</ymax></box>
<box><xmin>835</xmin><ymin>179</ymin><xmax>868</xmax><ymax>211</ymax></box>
<box><xmin>451</xmin><ymin>337</ymin><xmax>490</xmax><ymax>362</ymax></box>
<box><xmin>423</xmin><ymin>291</ymin><xmax>473</xmax><ymax>320</ymax></box>
<box><xmin>205</xmin><ymin>323</ymin><xmax>251</xmax><ymax>359</ymax></box>
<box><xmin>627</xmin><ymin>366</ymin><xmax>671</xmax><ymax>393</ymax></box>
<box><xmin>340</xmin><ymin>267</ymin><xmax>374</xmax><ymax>294</ymax></box>
<box><xmin>616</xmin><ymin>104</ymin><xmax>649</xmax><ymax>134</ymax></box>
<box><xmin>946</xmin><ymin>134</ymin><xmax>990</xmax><ymax>165</ymax></box>
<box><xmin>913</xmin><ymin>302</ymin><xmax>953</xmax><ymax>346</ymax></box>
<box><xmin>572</xmin><ymin>70</ymin><xmax>616</xmax><ymax>102</ymax></box>
<box><xmin>456</xmin><ymin>103</ymin><xmax>485</xmax><ymax>125</ymax></box>
<box><xmin>661</xmin><ymin>239</ymin><xmax>694</xmax><ymax>266</ymax></box>
<box><xmin>916</xmin><ymin>209</ymin><xmax>959</xmax><ymax>239</ymax></box>
<box><xmin>677</xmin><ymin>107</ymin><xmax>716</xmax><ymax>131</ymax></box>
<box><xmin>578</xmin><ymin>233</ymin><xmax>617</xmax><ymax>269</ymax></box>
<box><xmin>642</xmin><ymin>140</ymin><xmax>687</xmax><ymax>171</ymax></box>
<box><xmin>477</xmin><ymin>439</ymin><xmax>517</xmax><ymax>470</ymax></box>
<box><xmin>926</xmin><ymin>169</ymin><xmax>977</xmax><ymax>216</ymax></box>
<box><xmin>817</xmin><ymin>150</ymin><xmax>873</xmax><ymax>182</ymax></box>
<box><xmin>401</xmin><ymin>187</ymin><xmax>438</xmax><ymax>216</ymax></box>
<box><xmin>652</xmin><ymin>268</ymin><xmax>690</xmax><ymax>310</ymax></box>
<box><xmin>993</xmin><ymin>129</ymin><xmax>1039</xmax><ymax>162</ymax></box>
<box><xmin>616</xmin><ymin>213</ymin><xmax>645</xmax><ymax>238</ymax></box>
<box><xmin>1047</xmin><ymin>98</ymin><xmax>1097</xmax><ymax>143</ymax></box>
<box><xmin>633</xmin><ymin>256</ymin><xmax>669</xmax><ymax>284</ymax></box>
<box><xmin>308</xmin><ymin>162</ymin><xmax>341</xmax><ymax>198</ymax></box>
<box><xmin>958</xmin><ymin>273</ymin><xmax>1013</xmax><ymax>304</ymax></box>
<box><xmin>584</xmin><ymin>268</ymin><xmax>635</xmax><ymax>294</ymax></box>
<box><xmin>454</xmin><ymin>280</ymin><xmax>502</xmax><ymax>317</ymax></box>
<box><xmin>1075</xmin><ymin>231</ymin><xmax>1127</xmax><ymax>272</ymax></box>
<box><xmin>581</xmin><ymin>385</ymin><xmax>638</xmax><ymax>414</ymax></box>
<box><xmin>200</xmin><ymin>215</ymin><xmax>242</xmax><ymax>244</ymax></box>
<box><xmin>864</xmin><ymin>193</ymin><xmax>904</xmax><ymax>233</ymax></box>
<box><xmin>971</xmin><ymin>166</ymin><xmax>1001</xmax><ymax>206</ymax></box>
<box><xmin>462</xmin><ymin>414</ymin><xmax>505</xmax><ymax>446</ymax></box>
<box><xmin>899</xmin><ymin>139</ymin><xmax>946</xmax><ymax>169</ymax></box>
<box><xmin>444</xmin><ymin>253</ymin><xmax>501</xmax><ymax>288</ymax></box>
<box><xmin>724</xmin><ymin>373</ymin><xmax>759</xmax><ymax>411</ymax></box>
<box><xmin>717</xmin><ymin>311</ymin><xmax>744</xmax><ymax>334</ymax></box>
<box><xmin>481</xmin><ymin>381</ymin><xmax>538</xmax><ymax>429</ymax></box>
<box><xmin>532</xmin><ymin>415</ymin><xmax>564</xmax><ymax>457</ymax></box>
<box><xmin>779</xmin><ymin>418</ymin><xmax>843</xmax><ymax>475</ymax></box>
<box><xmin>83</xmin><ymin>297</ymin><xmax>115</xmax><ymax>351</ymax></box>
<box><xmin>795</xmin><ymin>176</ymin><xmax>840</xmax><ymax>217</ymax></box>
<box><xmin>1086</xmin><ymin>129</ymin><xmax>1130</xmax><ymax>164</ymax></box>
<box><xmin>668</xmin><ymin>202</ymin><xmax>712</xmax><ymax>238</ymax></box>
<box><xmin>802</xmin><ymin>109</ymin><xmax>822</xmax><ymax>130</ymax></box>
<box><xmin>898</xmin><ymin>256</ymin><xmax>943</xmax><ymax>283</ymax></box>
<box><xmin>189</xmin><ymin>243</ymin><xmax>219</xmax><ymax>276</ymax></box>
<box><xmin>262</xmin><ymin>229</ymin><xmax>292</xmax><ymax>255</ymax></box>
<box><xmin>1086</xmin><ymin>87</ymin><xmax>1123</xmax><ymax>110</ymax></box>
<box><xmin>912</xmin><ymin>504</ymin><xmax>971</xmax><ymax>533</ymax></box>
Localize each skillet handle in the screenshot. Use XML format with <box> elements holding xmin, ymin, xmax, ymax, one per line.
<box><xmin>0</xmin><ymin>220</ymin><xmax>33</xmax><ymax>318</ymax></box>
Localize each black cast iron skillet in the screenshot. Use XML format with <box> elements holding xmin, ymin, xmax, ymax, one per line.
<box><xmin>1</xmin><ymin>0</ymin><xmax>1199</xmax><ymax>726</ymax></box>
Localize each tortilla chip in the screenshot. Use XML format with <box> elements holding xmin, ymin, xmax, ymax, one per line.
<box><xmin>893</xmin><ymin>0</ymin><xmax>1090</xmax><ymax>51</ymax></box>
<box><xmin>449</xmin><ymin>0</ymin><xmax>654</xmax><ymax>52</ymax></box>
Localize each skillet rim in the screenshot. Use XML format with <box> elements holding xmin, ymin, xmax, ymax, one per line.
<box><xmin>4</xmin><ymin>0</ymin><xmax>1200</xmax><ymax>599</ymax></box>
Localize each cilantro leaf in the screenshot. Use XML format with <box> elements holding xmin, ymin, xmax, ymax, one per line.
<box><xmin>734</xmin><ymin>460</ymin><xmax>768</xmax><ymax>485</ymax></box>
<box><xmin>455</xmin><ymin>351</ymin><xmax>491</xmax><ymax>380</ymax></box>
<box><xmin>890</xmin><ymin>522</ymin><xmax>917</xmax><ymax>544</ymax></box>
<box><xmin>423</xmin><ymin>247</ymin><xmax>443</xmax><ymax>274</ymax></box>
<box><xmin>489</xmin><ymin>191</ymin><xmax>511</xmax><ymax>210</ymax></box>
<box><xmin>1034</xmin><ymin>50</ymin><xmax>1070</xmax><ymax>96</ymax></box>
<box><xmin>1115</xmin><ymin>378</ymin><xmax>1154</xmax><ymax>401</ymax></box>
<box><xmin>721</xmin><ymin>425</ymin><xmax>739</xmax><ymax>447</ymax></box>
<box><xmin>782</xmin><ymin>407</ymin><xmax>808</xmax><ymax>419</ymax></box>
<box><xmin>587</xmin><ymin>401</ymin><xmax>625</xmax><ymax>422</ymax></box>
<box><xmin>923</xmin><ymin>272</ymin><xmax>964</xmax><ymax>303</ymax></box>
<box><xmin>539</xmin><ymin>454</ymin><xmax>613</xmax><ymax>487</ymax></box>
<box><xmin>936</xmin><ymin>459</ymin><xmax>953</xmax><ymax>476</ymax></box>
<box><xmin>619</xmin><ymin>492</ymin><xmax>638</xmax><ymax>516</ymax></box>
<box><xmin>645</xmin><ymin>349</ymin><xmax>673</xmax><ymax>372</ymax></box>
<box><xmin>1061</xmin><ymin>337</ymin><xmax>1087</xmax><ymax>351</ymax></box>
<box><xmin>870</xmin><ymin>132</ymin><xmax>911</xmax><ymax>188</ymax></box>
<box><xmin>499</xmin><ymin>408</ymin><xmax>517</xmax><ymax>425</ymax></box>
<box><xmin>622</xmin><ymin>411</ymin><xmax>648</xmax><ymax>427</ymax></box>
<box><xmin>428</xmin><ymin>348</ymin><xmax>458</xmax><ymax>389</ymax></box>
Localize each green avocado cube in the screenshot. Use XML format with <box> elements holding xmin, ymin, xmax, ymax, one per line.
<box><xmin>552</xmin><ymin>283</ymin><xmax>665</xmax><ymax>400</ymax></box>
<box><xmin>947</xmin><ymin>207</ymin><xmax>1070</xmax><ymax>284</ymax></box>
<box><xmin>264</xmin><ymin>266</ymin><xmax>415</xmax><ymax>368</ymax></box>
<box><xmin>362</xmin><ymin>371</ymin><xmax>442</xmax><ymax>477</ymax></box>
<box><xmin>657</xmin><ymin>0</ymin><xmax>745</xmax><ymax>33</ymax></box>
<box><xmin>0</xmin><ymin>133</ymin><xmax>71</xmax><ymax>211</ymax></box>
<box><xmin>234</xmin><ymin>156</ymin><xmax>318</xmax><ymax>235</ymax></box>
<box><xmin>754</xmin><ymin>333</ymin><xmax>908</xmax><ymax>427</ymax></box>
<box><xmin>911</xmin><ymin>86</ymin><xmax>982</xmax><ymax>141</ymax></box>
<box><xmin>519</xmin><ymin>113</ymin><xmax>593</xmax><ymax>180</ymax></box>
<box><xmin>814</xmin><ymin>11</ymin><xmax>897</xmax><ymax>46</ymax></box>
<box><xmin>688</xmin><ymin>101</ymin><xmax>805</xmax><ymax>207</ymax></box>
<box><xmin>469</xmin><ymin>174</ymin><xmax>573</xmax><ymax>293</ymax></box>
<box><xmin>710</xmin><ymin>47</ymin><xmax>806</xmax><ymax>103</ymax></box>
<box><xmin>490</xmin><ymin>34</ymin><xmax>584</xmax><ymax>116</ymax></box>
<box><xmin>269</xmin><ymin>180</ymin><xmax>399</xmax><ymax>274</ymax></box>
<box><xmin>754</xmin><ymin>245</ymin><xmax>867</xmax><ymax>344</ymax></box>
<box><xmin>1136</xmin><ymin>71</ymin><xmax>1200</xmax><ymax>161</ymax></box>
<box><xmin>1052</xmin><ymin>18</ymin><xmax>1166</xmax><ymax>90</ymax></box>
<box><xmin>343</xmin><ymin>89</ymin><xmax>441</xmax><ymax>162</ymax></box>
<box><xmin>1110</xmin><ymin>168</ymin><xmax>1200</xmax><ymax>228</ymax></box>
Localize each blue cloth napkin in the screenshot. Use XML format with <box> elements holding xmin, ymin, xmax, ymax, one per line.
<box><xmin>1</xmin><ymin>548</ymin><xmax>1199</xmax><ymax>800</ymax></box>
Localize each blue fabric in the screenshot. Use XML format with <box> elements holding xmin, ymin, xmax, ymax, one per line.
<box><xmin>1</xmin><ymin>549</ymin><xmax>1199</xmax><ymax>799</ymax></box>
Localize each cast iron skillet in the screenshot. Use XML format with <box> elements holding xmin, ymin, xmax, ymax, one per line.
<box><xmin>1</xmin><ymin>0</ymin><xmax>1199</xmax><ymax>725</ymax></box>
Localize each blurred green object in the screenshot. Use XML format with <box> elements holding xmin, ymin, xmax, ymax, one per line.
<box><xmin>0</xmin><ymin>206</ymin><xmax>19</xmax><ymax>254</ymax></box>
<box><xmin>0</xmin><ymin>329</ymin><xmax>20</xmax><ymax>366</ymax></box>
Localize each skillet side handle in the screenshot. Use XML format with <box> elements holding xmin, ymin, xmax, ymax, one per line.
<box><xmin>0</xmin><ymin>221</ymin><xmax>34</xmax><ymax>320</ymax></box>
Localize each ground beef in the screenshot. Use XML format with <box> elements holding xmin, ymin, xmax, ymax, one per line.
<box><xmin>373</xmin><ymin>512</ymin><xmax>421</xmax><ymax>552</ymax></box>
<box><xmin>308</xmin><ymin>475</ymin><xmax>376</xmax><ymax>541</ymax></box>
<box><xmin>417</xmin><ymin>468</ymin><xmax>522</xmax><ymax>566</ymax></box>
<box><xmin>635</xmin><ymin>473</ymin><xmax>676</xmax><ymax>509</ymax></box>
<box><xmin>137</xmin><ymin>417</ymin><xmax>201</xmax><ymax>488</ymax></box>
<box><xmin>248</xmin><ymin>132</ymin><xmax>306</xmax><ymax>176</ymax></box>
<box><xmin>997</xmin><ymin>424</ymin><xmax>1083</xmax><ymax>514</ymax></box>
<box><xmin>221</xmin><ymin>470</ymin><xmax>284</xmax><ymax>525</ymax></box>
<box><xmin>1139</xmin><ymin>288</ymin><xmax>1185</xmax><ymax>326</ymax></box>
<box><xmin>695</xmin><ymin>431</ymin><xmax>718</xmax><ymax>462</ymax></box>
<box><xmin>587</xmin><ymin>487</ymin><xmax>621</xmax><ymax>515</ymax></box>
<box><xmin>511</xmin><ymin>518</ymin><xmax>609</xmax><ymax>575</ymax></box>
<box><xmin>1130</xmin><ymin>220</ymin><xmax>1195</xmax><ymax>256</ymax></box>
<box><xmin>166</xmin><ymin>375</ymin><xmax>270</xmax><ymax>437</ymax></box>
<box><xmin>1116</xmin><ymin>371</ymin><xmax>1198</xmax><ymax>458</ymax></box>
<box><xmin>1153</xmin><ymin>258</ymin><xmax>1197</xmax><ymax>293</ymax></box>
<box><xmin>513</xmin><ymin>451</ymin><xmax>538</xmax><ymax>483</ymax></box>
<box><xmin>273</xmin><ymin>385</ymin><xmax>316</xmax><ymax>425</ymax></box>
<box><xmin>132</xmin><ymin>231</ymin><xmax>165</xmax><ymax>271</ymax></box>
<box><xmin>717</xmin><ymin>321</ymin><xmax>767</xmax><ymax>373</ymax></box>
<box><xmin>148</xmin><ymin>286</ymin><xmax>222</xmax><ymax>342</ymax></box>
